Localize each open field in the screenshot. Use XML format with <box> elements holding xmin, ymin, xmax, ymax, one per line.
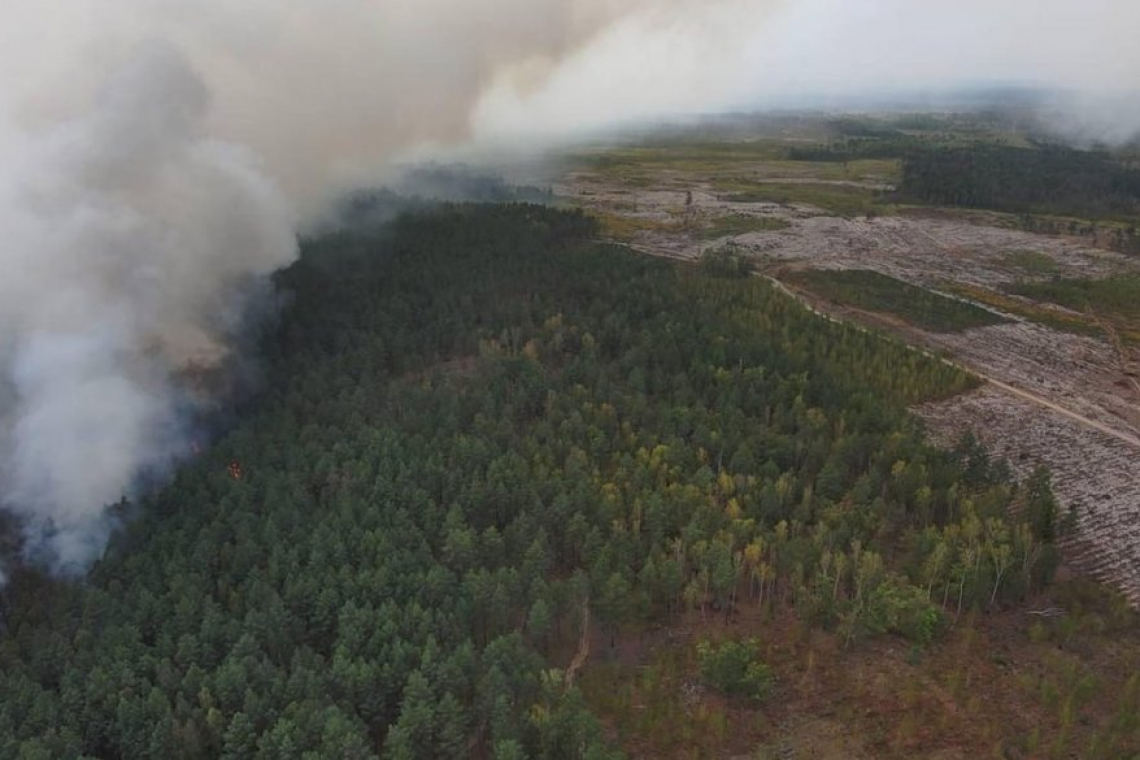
<box><xmin>558</xmin><ymin>124</ymin><xmax>1140</xmax><ymax>611</ymax></box>
<box><xmin>716</xmin><ymin>181</ymin><xmax>892</xmax><ymax>217</ymax></box>
<box><xmin>1002</xmin><ymin>249</ymin><xmax>1064</xmax><ymax>276</ymax></box>
<box><xmin>1008</xmin><ymin>274</ymin><xmax>1140</xmax><ymax>344</ymax></box>
<box><xmin>942</xmin><ymin>284</ymin><xmax>1108</xmax><ymax>341</ymax></box>
<box><xmin>784</xmin><ymin>269</ymin><xmax>1006</xmax><ymax>332</ymax></box>
<box><xmin>698</xmin><ymin>213</ymin><xmax>791</xmax><ymax>239</ymax></box>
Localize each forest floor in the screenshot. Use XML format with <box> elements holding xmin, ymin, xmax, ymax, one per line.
<box><xmin>557</xmin><ymin>140</ymin><xmax>1140</xmax><ymax>608</ymax></box>
<box><xmin>577</xmin><ymin>579</ymin><xmax>1140</xmax><ymax>760</ymax></box>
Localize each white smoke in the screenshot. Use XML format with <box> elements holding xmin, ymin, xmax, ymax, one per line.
<box><xmin>1</xmin><ymin>0</ymin><xmax>1137</xmax><ymax>575</ymax></box>
<box><xmin>474</xmin><ymin>0</ymin><xmax>1140</xmax><ymax>144</ymax></box>
<box><xmin>0</xmin><ymin>45</ymin><xmax>296</xmax><ymax>572</ymax></box>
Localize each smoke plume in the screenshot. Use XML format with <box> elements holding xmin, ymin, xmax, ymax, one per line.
<box><xmin>1</xmin><ymin>0</ymin><xmax>1137</xmax><ymax>574</ymax></box>
<box><xmin>0</xmin><ymin>45</ymin><xmax>296</xmax><ymax>571</ymax></box>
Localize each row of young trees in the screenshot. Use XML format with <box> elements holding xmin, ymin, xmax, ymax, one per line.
<box><xmin>1015</xmin><ymin>213</ymin><xmax>1140</xmax><ymax>256</ymax></box>
<box><xmin>0</xmin><ymin>204</ymin><xmax>1059</xmax><ymax>759</ymax></box>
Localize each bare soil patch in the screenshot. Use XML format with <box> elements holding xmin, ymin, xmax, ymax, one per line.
<box><xmin>917</xmin><ymin>386</ymin><xmax>1140</xmax><ymax>606</ymax></box>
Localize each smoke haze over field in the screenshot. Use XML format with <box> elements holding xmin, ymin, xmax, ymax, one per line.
<box><xmin>5</xmin><ymin>1</ymin><xmax>1139</xmax><ymax>209</ymax></box>
<box><xmin>1</xmin><ymin>0</ymin><xmax>1138</xmax><ymax>574</ymax></box>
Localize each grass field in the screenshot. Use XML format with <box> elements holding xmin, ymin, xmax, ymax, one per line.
<box><xmin>592</xmin><ymin>211</ymin><xmax>684</xmax><ymax>240</ymax></box>
<box><xmin>716</xmin><ymin>182</ymin><xmax>892</xmax><ymax>217</ymax></box>
<box><xmin>1004</xmin><ymin>274</ymin><xmax>1140</xmax><ymax>343</ymax></box>
<box><xmin>786</xmin><ymin>269</ymin><xmax>1007</xmax><ymax>332</ymax></box>
<box><xmin>1008</xmin><ymin>274</ymin><xmax>1140</xmax><ymax>323</ymax></box>
<box><xmin>945</xmin><ymin>284</ymin><xmax>1105</xmax><ymax>339</ymax></box>
<box><xmin>575</xmin><ymin>142</ymin><xmax>901</xmax><ymax>186</ymax></box>
<box><xmin>575</xmin><ymin>142</ymin><xmax>787</xmax><ymax>181</ymax></box>
<box><xmin>1002</xmin><ymin>249</ymin><xmax>1063</xmax><ymax>277</ymax></box>
<box><xmin>699</xmin><ymin>214</ymin><xmax>790</xmax><ymax>239</ymax></box>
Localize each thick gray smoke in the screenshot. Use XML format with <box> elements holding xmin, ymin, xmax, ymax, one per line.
<box><xmin>0</xmin><ymin>0</ymin><xmax>785</xmax><ymax>575</ymax></box>
<box><xmin>0</xmin><ymin>46</ymin><xmax>296</xmax><ymax>572</ymax></box>
<box><xmin>1</xmin><ymin>0</ymin><xmax>1137</xmax><ymax>576</ymax></box>
<box><xmin>473</xmin><ymin>0</ymin><xmax>1140</xmax><ymax>145</ymax></box>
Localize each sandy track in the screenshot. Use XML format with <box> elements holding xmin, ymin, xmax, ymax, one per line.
<box><xmin>982</xmin><ymin>376</ymin><xmax>1140</xmax><ymax>449</ymax></box>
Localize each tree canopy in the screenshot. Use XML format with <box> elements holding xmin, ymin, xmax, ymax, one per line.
<box><xmin>0</xmin><ymin>204</ymin><xmax>1058</xmax><ymax>759</ymax></box>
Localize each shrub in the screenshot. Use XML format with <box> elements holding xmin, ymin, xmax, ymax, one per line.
<box><xmin>696</xmin><ymin>639</ymin><xmax>774</xmax><ymax>702</ymax></box>
<box><xmin>698</xmin><ymin>245</ymin><xmax>753</xmax><ymax>278</ymax></box>
<box><xmin>868</xmin><ymin>574</ymin><xmax>945</xmax><ymax>645</ymax></box>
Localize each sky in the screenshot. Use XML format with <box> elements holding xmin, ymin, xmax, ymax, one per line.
<box><xmin>0</xmin><ymin>0</ymin><xmax>1137</xmax><ymax>574</ymax></box>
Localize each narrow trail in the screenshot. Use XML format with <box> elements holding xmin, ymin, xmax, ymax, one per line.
<box><xmin>564</xmin><ymin>599</ymin><xmax>590</xmax><ymax>690</ymax></box>
<box><xmin>981</xmin><ymin>376</ymin><xmax>1140</xmax><ymax>449</ymax></box>
<box><xmin>618</xmin><ymin>240</ymin><xmax>1140</xmax><ymax>451</ymax></box>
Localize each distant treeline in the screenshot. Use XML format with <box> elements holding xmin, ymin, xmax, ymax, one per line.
<box><xmin>897</xmin><ymin>145</ymin><xmax>1140</xmax><ymax>220</ymax></box>
<box><xmin>789</xmin><ymin>133</ymin><xmax>1140</xmax><ymax>252</ymax></box>
<box><xmin>788</xmin><ymin>137</ymin><xmax>922</xmax><ymax>163</ymax></box>
<box><xmin>334</xmin><ymin>165</ymin><xmax>553</xmax><ymax>230</ymax></box>
<box><xmin>787</xmin><ymin>114</ymin><xmax>1027</xmax><ymax>162</ymax></box>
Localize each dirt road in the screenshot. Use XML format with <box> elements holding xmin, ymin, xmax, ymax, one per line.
<box><xmin>982</xmin><ymin>376</ymin><xmax>1140</xmax><ymax>449</ymax></box>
